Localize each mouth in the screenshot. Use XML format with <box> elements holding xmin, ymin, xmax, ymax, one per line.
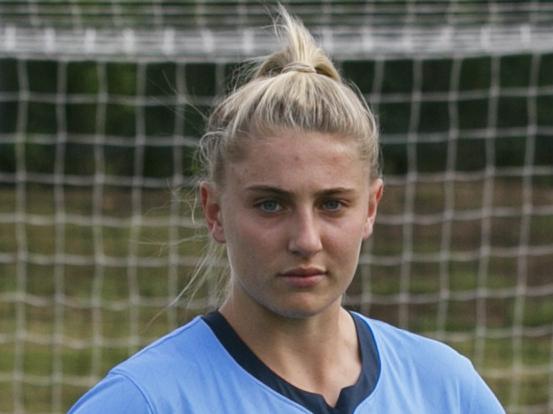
<box><xmin>280</xmin><ymin>267</ymin><xmax>327</xmax><ymax>277</ymax></box>
<box><xmin>278</xmin><ymin>267</ymin><xmax>327</xmax><ymax>288</ymax></box>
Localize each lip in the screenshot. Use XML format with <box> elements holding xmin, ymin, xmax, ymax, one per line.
<box><xmin>280</xmin><ymin>267</ymin><xmax>327</xmax><ymax>277</ymax></box>
<box><xmin>279</xmin><ymin>267</ymin><xmax>327</xmax><ymax>288</ymax></box>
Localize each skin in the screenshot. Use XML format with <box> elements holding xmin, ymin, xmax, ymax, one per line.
<box><xmin>201</xmin><ymin>130</ymin><xmax>383</xmax><ymax>406</ymax></box>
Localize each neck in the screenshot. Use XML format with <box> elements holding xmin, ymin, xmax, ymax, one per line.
<box><xmin>218</xmin><ymin>294</ymin><xmax>360</xmax><ymax>406</ymax></box>
<box><xmin>219</xmin><ymin>289</ymin><xmax>351</xmax><ymax>351</ymax></box>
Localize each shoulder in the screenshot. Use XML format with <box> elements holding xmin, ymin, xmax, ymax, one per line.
<box><xmin>355</xmin><ymin>313</ymin><xmax>470</xmax><ymax>372</ymax></box>
<box><xmin>69</xmin><ymin>372</ymin><xmax>153</xmax><ymax>414</ymax></box>
<box><xmin>353</xmin><ymin>313</ymin><xmax>505</xmax><ymax>413</ymax></box>
<box><xmin>115</xmin><ymin>316</ymin><xmax>212</xmax><ymax>377</ymax></box>
<box><xmin>111</xmin><ymin>315</ymin><xmax>232</xmax><ymax>399</ymax></box>
<box><xmin>69</xmin><ymin>316</ymin><xmax>225</xmax><ymax>413</ymax></box>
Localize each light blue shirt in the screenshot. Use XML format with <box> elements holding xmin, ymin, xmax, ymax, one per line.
<box><xmin>69</xmin><ymin>313</ymin><xmax>505</xmax><ymax>413</ymax></box>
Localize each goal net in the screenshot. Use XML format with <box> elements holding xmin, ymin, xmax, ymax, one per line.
<box><xmin>0</xmin><ymin>1</ymin><xmax>552</xmax><ymax>413</ymax></box>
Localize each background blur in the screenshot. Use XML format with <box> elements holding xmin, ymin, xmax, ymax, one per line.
<box><xmin>0</xmin><ymin>1</ymin><xmax>552</xmax><ymax>413</ymax></box>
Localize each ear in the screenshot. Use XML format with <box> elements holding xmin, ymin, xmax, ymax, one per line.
<box><xmin>200</xmin><ymin>182</ymin><xmax>226</xmax><ymax>243</ymax></box>
<box><xmin>362</xmin><ymin>178</ymin><xmax>384</xmax><ymax>240</ymax></box>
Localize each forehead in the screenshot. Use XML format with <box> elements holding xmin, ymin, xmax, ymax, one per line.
<box><xmin>226</xmin><ymin>131</ymin><xmax>367</xmax><ymax>190</ymax></box>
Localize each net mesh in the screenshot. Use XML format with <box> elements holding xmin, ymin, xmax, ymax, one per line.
<box><xmin>2</xmin><ymin>1</ymin><xmax>553</xmax><ymax>59</ymax></box>
<box><xmin>1</xmin><ymin>1</ymin><xmax>553</xmax><ymax>413</ymax></box>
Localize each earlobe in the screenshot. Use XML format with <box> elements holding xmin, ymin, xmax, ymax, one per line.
<box><xmin>363</xmin><ymin>178</ymin><xmax>384</xmax><ymax>240</ymax></box>
<box><xmin>200</xmin><ymin>182</ymin><xmax>226</xmax><ymax>243</ymax></box>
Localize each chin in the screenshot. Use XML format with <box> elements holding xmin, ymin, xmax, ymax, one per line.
<box><xmin>265</xmin><ymin>297</ymin><xmax>341</xmax><ymax>320</ymax></box>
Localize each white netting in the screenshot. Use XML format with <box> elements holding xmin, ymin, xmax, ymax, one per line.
<box><xmin>2</xmin><ymin>1</ymin><xmax>553</xmax><ymax>60</ymax></box>
<box><xmin>0</xmin><ymin>1</ymin><xmax>553</xmax><ymax>413</ymax></box>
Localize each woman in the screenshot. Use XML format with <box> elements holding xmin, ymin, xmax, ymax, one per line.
<box><xmin>69</xmin><ymin>8</ymin><xmax>504</xmax><ymax>413</ymax></box>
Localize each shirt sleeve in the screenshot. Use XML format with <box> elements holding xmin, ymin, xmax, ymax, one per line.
<box><xmin>68</xmin><ymin>373</ymin><xmax>154</xmax><ymax>414</ymax></box>
<box><xmin>467</xmin><ymin>365</ymin><xmax>506</xmax><ymax>414</ymax></box>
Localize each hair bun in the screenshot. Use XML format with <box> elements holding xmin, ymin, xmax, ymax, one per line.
<box><xmin>282</xmin><ymin>62</ymin><xmax>317</xmax><ymax>74</ymax></box>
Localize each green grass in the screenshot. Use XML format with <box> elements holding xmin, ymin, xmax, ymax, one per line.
<box><xmin>1</xmin><ymin>179</ymin><xmax>553</xmax><ymax>413</ymax></box>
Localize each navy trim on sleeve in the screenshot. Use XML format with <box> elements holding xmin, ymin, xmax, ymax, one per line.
<box><xmin>202</xmin><ymin>311</ymin><xmax>380</xmax><ymax>414</ymax></box>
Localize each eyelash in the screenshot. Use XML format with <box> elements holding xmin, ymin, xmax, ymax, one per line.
<box><xmin>256</xmin><ymin>200</ymin><xmax>283</xmax><ymax>213</ymax></box>
<box><xmin>321</xmin><ymin>199</ymin><xmax>344</xmax><ymax>212</ymax></box>
<box><xmin>254</xmin><ymin>199</ymin><xmax>346</xmax><ymax>214</ymax></box>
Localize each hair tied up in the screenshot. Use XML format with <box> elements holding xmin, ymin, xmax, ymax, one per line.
<box><xmin>282</xmin><ymin>62</ymin><xmax>317</xmax><ymax>74</ymax></box>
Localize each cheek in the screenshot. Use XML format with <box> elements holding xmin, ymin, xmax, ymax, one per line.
<box><xmin>226</xmin><ymin>214</ymin><xmax>271</xmax><ymax>245</ymax></box>
<box><xmin>326</xmin><ymin>216</ymin><xmax>367</xmax><ymax>255</ymax></box>
<box><xmin>224</xmin><ymin>215</ymin><xmax>281</xmax><ymax>267</ymax></box>
<box><xmin>326</xmin><ymin>223</ymin><xmax>364</xmax><ymax>252</ymax></box>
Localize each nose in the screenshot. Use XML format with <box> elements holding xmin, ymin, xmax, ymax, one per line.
<box><xmin>288</xmin><ymin>210</ymin><xmax>323</xmax><ymax>257</ymax></box>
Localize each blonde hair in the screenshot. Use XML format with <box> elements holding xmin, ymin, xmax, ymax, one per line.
<box><xmin>186</xmin><ymin>6</ymin><xmax>381</xmax><ymax>308</ymax></box>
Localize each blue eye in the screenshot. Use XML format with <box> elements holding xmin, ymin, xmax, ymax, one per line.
<box><xmin>322</xmin><ymin>199</ymin><xmax>342</xmax><ymax>211</ymax></box>
<box><xmin>258</xmin><ymin>200</ymin><xmax>282</xmax><ymax>213</ymax></box>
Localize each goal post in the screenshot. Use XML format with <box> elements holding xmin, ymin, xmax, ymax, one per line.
<box><xmin>1</xmin><ymin>2</ymin><xmax>553</xmax><ymax>413</ymax></box>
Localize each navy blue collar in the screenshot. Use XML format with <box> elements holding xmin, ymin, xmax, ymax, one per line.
<box><xmin>202</xmin><ymin>311</ymin><xmax>380</xmax><ymax>414</ymax></box>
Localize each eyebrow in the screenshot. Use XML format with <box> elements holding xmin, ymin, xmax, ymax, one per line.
<box><xmin>244</xmin><ymin>185</ymin><xmax>356</xmax><ymax>197</ymax></box>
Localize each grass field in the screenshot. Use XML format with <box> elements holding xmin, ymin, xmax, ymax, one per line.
<box><xmin>1</xmin><ymin>177</ymin><xmax>552</xmax><ymax>413</ymax></box>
